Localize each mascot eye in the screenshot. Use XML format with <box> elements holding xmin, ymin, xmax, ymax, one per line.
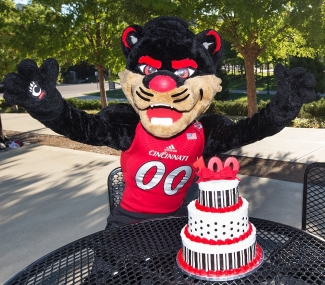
<box><xmin>174</xmin><ymin>68</ymin><xmax>195</xmax><ymax>79</ymax></box>
<box><xmin>138</xmin><ymin>64</ymin><xmax>157</xmax><ymax>75</ymax></box>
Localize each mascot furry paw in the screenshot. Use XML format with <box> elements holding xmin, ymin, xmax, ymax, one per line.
<box><xmin>4</xmin><ymin>16</ymin><xmax>316</xmax><ymax>227</ymax></box>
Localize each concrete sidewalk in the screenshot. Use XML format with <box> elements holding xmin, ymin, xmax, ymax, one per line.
<box><xmin>3</xmin><ymin>113</ymin><xmax>325</xmax><ymax>163</ymax></box>
<box><xmin>1</xmin><ymin>113</ymin><xmax>325</xmax><ymax>284</ymax></box>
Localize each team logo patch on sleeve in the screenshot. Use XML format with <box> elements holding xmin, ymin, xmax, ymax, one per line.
<box><xmin>187</xmin><ymin>133</ymin><xmax>197</xmax><ymax>140</ymax></box>
<box><xmin>194</xmin><ymin>123</ymin><xmax>202</xmax><ymax>129</ymax></box>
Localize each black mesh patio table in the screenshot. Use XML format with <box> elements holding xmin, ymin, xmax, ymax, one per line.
<box><xmin>4</xmin><ymin>217</ymin><xmax>325</xmax><ymax>285</ymax></box>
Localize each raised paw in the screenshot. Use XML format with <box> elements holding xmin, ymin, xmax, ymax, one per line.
<box><xmin>3</xmin><ymin>58</ymin><xmax>59</xmax><ymax>109</ymax></box>
<box><xmin>274</xmin><ymin>64</ymin><xmax>316</xmax><ymax>105</ymax></box>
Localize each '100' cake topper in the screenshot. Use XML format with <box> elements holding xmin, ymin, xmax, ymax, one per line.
<box><xmin>193</xmin><ymin>156</ymin><xmax>240</xmax><ymax>182</ymax></box>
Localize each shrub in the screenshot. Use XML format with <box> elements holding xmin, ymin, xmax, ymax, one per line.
<box><xmin>206</xmin><ymin>100</ymin><xmax>248</xmax><ymax>116</ymax></box>
<box><xmin>206</xmin><ymin>99</ymin><xmax>272</xmax><ymax>116</ymax></box>
<box><xmin>298</xmin><ymin>98</ymin><xmax>325</xmax><ymax>118</ymax></box>
<box><xmin>290</xmin><ymin>117</ymin><xmax>325</xmax><ymax>128</ymax></box>
<box><xmin>0</xmin><ymin>98</ymin><xmax>122</xmax><ymax>113</ymax></box>
<box><xmin>0</xmin><ymin>98</ymin><xmax>25</xmax><ymax>112</ymax></box>
<box><xmin>0</xmin><ymin>98</ymin><xmax>11</xmax><ymax>110</ymax></box>
<box><xmin>65</xmin><ymin>98</ymin><xmax>122</xmax><ymax>110</ymax></box>
<box><xmin>66</xmin><ymin>98</ymin><xmax>102</xmax><ymax>110</ymax></box>
<box><xmin>257</xmin><ymin>100</ymin><xmax>270</xmax><ymax>111</ymax></box>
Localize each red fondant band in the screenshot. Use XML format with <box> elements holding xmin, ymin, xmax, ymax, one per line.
<box><xmin>195</xmin><ymin>197</ymin><xmax>243</xmax><ymax>213</ymax></box>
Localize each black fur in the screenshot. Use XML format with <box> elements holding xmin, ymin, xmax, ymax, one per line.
<box><xmin>122</xmin><ymin>16</ymin><xmax>222</xmax><ymax>76</ymax></box>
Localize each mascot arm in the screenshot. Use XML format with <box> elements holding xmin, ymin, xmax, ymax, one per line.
<box><xmin>3</xmin><ymin>58</ymin><xmax>139</xmax><ymax>151</ymax></box>
<box><xmin>43</xmin><ymin>102</ymin><xmax>139</xmax><ymax>150</ymax></box>
<box><xmin>201</xmin><ymin>64</ymin><xmax>316</xmax><ymax>158</ymax></box>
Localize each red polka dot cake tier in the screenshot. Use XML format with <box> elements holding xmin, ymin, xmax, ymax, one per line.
<box><xmin>177</xmin><ymin>156</ymin><xmax>263</xmax><ymax>281</ymax></box>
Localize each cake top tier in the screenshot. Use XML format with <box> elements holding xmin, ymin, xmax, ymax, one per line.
<box><xmin>194</xmin><ymin>156</ymin><xmax>240</xmax><ymax>183</ymax></box>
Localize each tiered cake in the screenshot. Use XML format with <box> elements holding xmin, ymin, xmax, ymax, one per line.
<box><xmin>177</xmin><ymin>156</ymin><xmax>263</xmax><ymax>280</ymax></box>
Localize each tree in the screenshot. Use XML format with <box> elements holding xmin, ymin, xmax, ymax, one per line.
<box><xmin>195</xmin><ymin>0</ymin><xmax>322</xmax><ymax>116</ymax></box>
<box><xmin>31</xmin><ymin>0</ymin><xmax>128</xmax><ymax>109</ymax></box>
<box><xmin>15</xmin><ymin>2</ymin><xmax>71</xmax><ymax>63</ymax></box>
<box><xmin>0</xmin><ymin>0</ymin><xmax>22</xmax><ymax>80</ymax></box>
<box><xmin>118</xmin><ymin>0</ymin><xmax>199</xmax><ymax>24</ymax></box>
<box><xmin>0</xmin><ymin>0</ymin><xmax>74</xmax><ymax>77</ymax></box>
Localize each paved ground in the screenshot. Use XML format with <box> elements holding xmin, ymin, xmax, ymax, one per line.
<box><xmin>1</xmin><ymin>84</ymin><xmax>325</xmax><ymax>283</ymax></box>
<box><xmin>1</xmin><ymin>145</ymin><xmax>121</xmax><ymax>284</ymax></box>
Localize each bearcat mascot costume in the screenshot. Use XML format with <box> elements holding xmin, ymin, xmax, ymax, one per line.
<box><xmin>4</xmin><ymin>16</ymin><xmax>316</xmax><ymax>228</ymax></box>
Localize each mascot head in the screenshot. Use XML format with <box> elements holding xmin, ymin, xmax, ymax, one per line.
<box><xmin>118</xmin><ymin>16</ymin><xmax>223</xmax><ymax>138</ymax></box>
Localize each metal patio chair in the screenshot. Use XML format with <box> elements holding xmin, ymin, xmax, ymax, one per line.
<box><xmin>302</xmin><ymin>162</ymin><xmax>325</xmax><ymax>239</ymax></box>
<box><xmin>107</xmin><ymin>167</ymin><xmax>125</xmax><ymax>211</ymax></box>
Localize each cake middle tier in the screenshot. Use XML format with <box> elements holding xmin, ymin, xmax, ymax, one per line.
<box><xmin>187</xmin><ymin>197</ymin><xmax>249</xmax><ymax>241</ymax></box>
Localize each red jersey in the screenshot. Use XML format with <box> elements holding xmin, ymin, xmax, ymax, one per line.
<box><xmin>120</xmin><ymin>122</ymin><xmax>205</xmax><ymax>214</ymax></box>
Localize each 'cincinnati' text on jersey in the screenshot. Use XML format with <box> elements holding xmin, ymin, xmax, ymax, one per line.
<box><xmin>149</xmin><ymin>150</ymin><xmax>189</xmax><ymax>161</ymax></box>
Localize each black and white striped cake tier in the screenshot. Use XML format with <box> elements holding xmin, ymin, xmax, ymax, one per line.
<box><xmin>182</xmin><ymin>242</ymin><xmax>256</xmax><ymax>271</ymax></box>
<box><xmin>198</xmin><ymin>179</ymin><xmax>240</xmax><ymax>208</ymax></box>
<box><xmin>198</xmin><ymin>186</ymin><xmax>239</xmax><ymax>208</ymax></box>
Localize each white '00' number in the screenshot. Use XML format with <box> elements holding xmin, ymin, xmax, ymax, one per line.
<box><xmin>135</xmin><ymin>161</ymin><xmax>192</xmax><ymax>195</ymax></box>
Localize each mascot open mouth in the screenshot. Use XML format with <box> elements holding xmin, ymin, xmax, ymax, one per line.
<box><xmin>146</xmin><ymin>106</ymin><xmax>183</xmax><ymax>125</ymax></box>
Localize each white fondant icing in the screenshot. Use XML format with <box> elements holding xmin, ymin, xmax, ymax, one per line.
<box><xmin>180</xmin><ymin>223</ymin><xmax>256</xmax><ymax>254</ymax></box>
<box><xmin>198</xmin><ymin>179</ymin><xmax>239</xmax><ymax>192</ymax></box>
<box><xmin>187</xmin><ymin>198</ymin><xmax>249</xmax><ymax>240</ymax></box>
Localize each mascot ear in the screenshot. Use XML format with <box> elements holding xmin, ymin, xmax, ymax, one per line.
<box><xmin>121</xmin><ymin>24</ymin><xmax>143</xmax><ymax>58</ymax></box>
<box><xmin>196</xmin><ymin>29</ymin><xmax>223</xmax><ymax>66</ymax></box>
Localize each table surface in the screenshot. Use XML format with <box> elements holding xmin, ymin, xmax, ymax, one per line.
<box><xmin>5</xmin><ymin>217</ymin><xmax>325</xmax><ymax>285</ymax></box>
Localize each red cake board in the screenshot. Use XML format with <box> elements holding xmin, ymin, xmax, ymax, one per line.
<box><xmin>176</xmin><ymin>244</ymin><xmax>264</xmax><ymax>281</ymax></box>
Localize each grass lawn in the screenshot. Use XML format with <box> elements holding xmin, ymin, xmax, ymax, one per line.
<box><xmin>229</xmin><ymin>93</ymin><xmax>274</xmax><ymax>102</ymax></box>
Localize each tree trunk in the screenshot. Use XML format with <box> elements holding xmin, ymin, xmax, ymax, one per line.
<box><xmin>97</xmin><ymin>65</ymin><xmax>107</xmax><ymax>109</ymax></box>
<box><xmin>0</xmin><ymin>114</ymin><xmax>8</xmax><ymax>143</ymax></box>
<box><xmin>244</xmin><ymin>57</ymin><xmax>257</xmax><ymax>117</ymax></box>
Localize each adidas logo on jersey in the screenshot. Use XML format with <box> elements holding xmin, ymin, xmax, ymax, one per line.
<box><xmin>165</xmin><ymin>144</ymin><xmax>177</xmax><ymax>152</ymax></box>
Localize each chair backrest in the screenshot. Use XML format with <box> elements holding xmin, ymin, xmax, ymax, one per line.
<box><xmin>107</xmin><ymin>167</ymin><xmax>125</xmax><ymax>211</ymax></box>
<box><xmin>302</xmin><ymin>162</ymin><xmax>325</xmax><ymax>238</ymax></box>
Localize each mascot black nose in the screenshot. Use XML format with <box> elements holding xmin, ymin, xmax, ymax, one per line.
<box><xmin>149</xmin><ymin>75</ymin><xmax>177</xmax><ymax>92</ymax></box>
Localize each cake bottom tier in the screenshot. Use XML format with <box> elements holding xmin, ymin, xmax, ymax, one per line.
<box><xmin>177</xmin><ymin>244</ymin><xmax>263</xmax><ymax>281</ymax></box>
<box><xmin>180</xmin><ymin>224</ymin><xmax>257</xmax><ymax>271</ymax></box>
